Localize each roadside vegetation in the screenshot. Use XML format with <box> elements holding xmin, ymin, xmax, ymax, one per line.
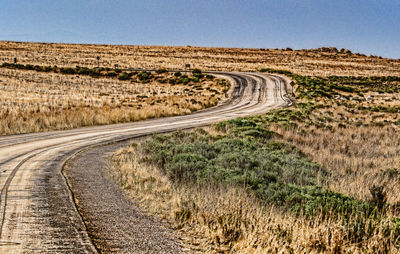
<box><xmin>112</xmin><ymin>69</ymin><xmax>400</xmax><ymax>253</ymax></box>
<box><xmin>0</xmin><ymin>65</ymin><xmax>228</xmax><ymax>135</ymax></box>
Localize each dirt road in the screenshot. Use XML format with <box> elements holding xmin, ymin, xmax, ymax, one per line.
<box><xmin>0</xmin><ymin>72</ymin><xmax>291</xmax><ymax>253</ymax></box>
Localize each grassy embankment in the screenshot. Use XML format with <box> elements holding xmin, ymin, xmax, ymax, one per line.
<box><xmin>112</xmin><ymin>69</ymin><xmax>400</xmax><ymax>253</ymax></box>
<box><xmin>0</xmin><ymin>63</ymin><xmax>228</xmax><ymax>135</ymax></box>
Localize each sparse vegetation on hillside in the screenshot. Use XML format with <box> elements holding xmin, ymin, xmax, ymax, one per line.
<box><xmin>1</xmin><ymin>41</ymin><xmax>399</xmax><ymax>76</ymax></box>
<box><xmin>0</xmin><ymin>62</ymin><xmax>216</xmax><ymax>85</ymax></box>
<box><xmin>260</xmin><ymin>69</ymin><xmax>400</xmax><ymax>129</ymax></box>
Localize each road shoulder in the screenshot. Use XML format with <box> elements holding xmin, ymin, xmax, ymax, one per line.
<box><xmin>63</xmin><ymin>140</ymin><xmax>186</xmax><ymax>253</ymax></box>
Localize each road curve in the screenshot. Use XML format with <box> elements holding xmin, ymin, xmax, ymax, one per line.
<box><xmin>0</xmin><ymin>72</ymin><xmax>291</xmax><ymax>253</ymax></box>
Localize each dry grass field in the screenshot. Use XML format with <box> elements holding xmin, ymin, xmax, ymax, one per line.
<box><xmin>1</xmin><ymin>41</ymin><xmax>399</xmax><ymax>135</ymax></box>
<box><xmin>3</xmin><ymin>41</ymin><xmax>400</xmax><ymax>252</ymax></box>
<box><xmin>0</xmin><ymin>61</ymin><xmax>227</xmax><ymax>135</ymax></box>
<box><xmin>1</xmin><ymin>41</ymin><xmax>400</xmax><ymax>76</ymax></box>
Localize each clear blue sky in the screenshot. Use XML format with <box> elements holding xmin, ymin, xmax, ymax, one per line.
<box><xmin>1</xmin><ymin>0</ymin><xmax>399</xmax><ymax>58</ymax></box>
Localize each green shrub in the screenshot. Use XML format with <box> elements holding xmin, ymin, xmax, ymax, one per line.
<box><xmin>43</xmin><ymin>66</ymin><xmax>52</xmax><ymax>72</ymax></box>
<box><xmin>25</xmin><ymin>64</ymin><xmax>34</xmax><ymax>70</ymax></box>
<box><xmin>106</xmin><ymin>71</ymin><xmax>118</xmax><ymax>77</ymax></box>
<box><xmin>77</xmin><ymin>67</ymin><xmax>91</xmax><ymax>75</ymax></box>
<box><xmin>369</xmin><ymin>185</ymin><xmax>387</xmax><ymax>209</ymax></box>
<box><xmin>259</xmin><ymin>68</ymin><xmax>293</xmax><ymax>76</ymax></box>
<box><xmin>192</xmin><ymin>69</ymin><xmax>202</xmax><ymax>75</ymax></box>
<box><xmin>332</xmin><ymin>85</ymin><xmax>355</xmax><ymax>93</ymax></box>
<box><xmin>169</xmin><ymin>78</ymin><xmax>177</xmax><ymax>85</ymax></box>
<box><xmin>179</xmin><ymin>75</ymin><xmax>190</xmax><ymax>84</ymax></box>
<box><xmin>60</xmin><ymin>67</ymin><xmax>76</xmax><ymax>75</ymax></box>
<box><xmin>118</xmin><ymin>72</ymin><xmax>130</xmax><ymax>81</ymax></box>
<box><xmin>139</xmin><ymin>128</ymin><xmax>383</xmax><ymax>219</ymax></box>
<box><xmin>156</xmin><ymin>68</ymin><xmax>168</xmax><ymax>74</ymax></box>
<box><xmin>138</xmin><ymin>71</ymin><xmax>152</xmax><ymax>81</ymax></box>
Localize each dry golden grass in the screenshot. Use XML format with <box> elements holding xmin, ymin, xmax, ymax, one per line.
<box><xmin>0</xmin><ymin>67</ymin><xmax>226</xmax><ymax>135</ymax></box>
<box><xmin>1</xmin><ymin>41</ymin><xmax>400</xmax><ymax>76</ymax></box>
<box><xmin>111</xmin><ymin>142</ymin><xmax>399</xmax><ymax>253</ymax></box>
<box><xmin>272</xmin><ymin>124</ymin><xmax>400</xmax><ymax>202</ymax></box>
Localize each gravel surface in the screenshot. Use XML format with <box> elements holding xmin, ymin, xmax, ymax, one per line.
<box><xmin>64</xmin><ymin>141</ymin><xmax>187</xmax><ymax>253</ymax></box>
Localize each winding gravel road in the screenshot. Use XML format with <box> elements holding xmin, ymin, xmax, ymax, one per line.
<box><xmin>0</xmin><ymin>72</ymin><xmax>291</xmax><ymax>253</ymax></box>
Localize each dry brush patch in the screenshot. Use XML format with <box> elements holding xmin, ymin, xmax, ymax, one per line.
<box><xmin>273</xmin><ymin>125</ymin><xmax>400</xmax><ymax>204</ymax></box>
<box><xmin>111</xmin><ymin>129</ymin><xmax>400</xmax><ymax>253</ymax></box>
<box><xmin>264</xmin><ymin>73</ymin><xmax>400</xmax><ymax>205</ymax></box>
